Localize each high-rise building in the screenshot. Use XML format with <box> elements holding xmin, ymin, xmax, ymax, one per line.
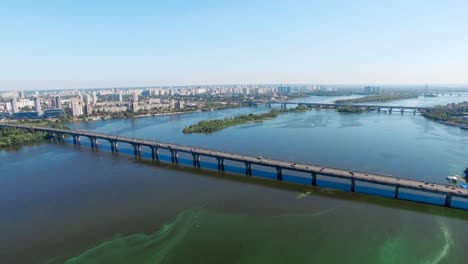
<box><xmin>10</xmin><ymin>98</ymin><xmax>18</xmax><ymax>113</ymax></box>
<box><xmin>177</xmin><ymin>100</ymin><xmax>184</xmax><ymax>109</ymax></box>
<box><xmin>277</xmin><ymin>85</ymin><xmax>292</xmax><ymax>95</ymax></box>
<box><xmin>34</xmin><ymin>97</ymin><xmax>42</xmax><ymax>115</ymax></box>
<box><xmin>84</xmin><ymin>94</ymin><xmax>91</xmax><ymax>104</ymax></box>
<box><xmin>92</xmin><ymin>92</ymin><xmax>98</xmax><ymax>104</ymax></box>
<box><xmin>114</xmin><ymin>92</ymin><xmax>123</xmax><ymax>102</ymax></box>
<box><xmin>71</xmin><ymin>99</ymin><xmax>83</xmax><ymax>116</ymax></box>
<box><xmin>84</xmin><ymin>103</ymin><xmax>93</xmax><ymax>116</ymax></box>
<box><xmin>19</xmin><ymin>91</ymin><xmax>25</xmax><ymax>98</ymax></box>
<box><xmin>364</xmin><ymin>86</ymin><xmax>380</xmax><ymax>94</ymax></box>
<box><xmin>55</xmin><ymin>96</ymin><xmax>61</xmax><ymax>109</ymax></box>
<box><xmin>169</xmin><ymin>99</ymin><xmax>175</xmax><ymax>109</ymax></box>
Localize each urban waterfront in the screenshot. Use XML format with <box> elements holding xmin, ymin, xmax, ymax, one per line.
<box><xmin>2</xmin><ymin>95</ymin><xmax>468</xmax><ymax>263</ymax></box>
<box><xmin>3</xmin><ymin>1</ymin><xmax>468</xmax><ymax>263</ymax></box>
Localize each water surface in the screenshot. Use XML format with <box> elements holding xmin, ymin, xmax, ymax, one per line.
<box><xmin>2</xmin><ymin>94</ymin><xmax>468</xmax><ymax>263</ymax></box>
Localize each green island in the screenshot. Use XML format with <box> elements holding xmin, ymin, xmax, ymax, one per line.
<box><xmin>421</xmin><ymin>102</ymin><xmax>468</xmax><ymax>127</ymax></box>
<box><xmin>337</xmin><ymin>105</ymin><xmax>366</xmax><ymax>113</ymax></box>
<box><xmin>334</xmin><ymin>93</ymin><xmax>419</xmax><ymax>104</ymax></box>
<box><xmin>0</xmin><ymin>120</ymin><xmax>68</xmax><ymax>148</ymax></box>
<box><xmin>183</xmin><ymin>105</ymin><xmax>308</xmax><ymax>134</ymax></box>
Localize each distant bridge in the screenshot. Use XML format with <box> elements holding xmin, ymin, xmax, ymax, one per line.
<box><xmin>1</xmin><ymin>123</ymin><xmax>467</xmax><ymax>209</ymax></box>
<box><xmin>249</xmin><ymin>101</ymin><xmax>427</xmax><ymax>114</ymax></box>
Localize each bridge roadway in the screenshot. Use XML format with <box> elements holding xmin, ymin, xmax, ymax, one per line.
<box><xmin>1</xmin><ymin>123</ymin><xmax>467</xmax><ymax>208</ymax></box>
<box><xmin>253</xmin><ymin>101</ymin><xmax>427</xmax><ymax>112</ymax></box>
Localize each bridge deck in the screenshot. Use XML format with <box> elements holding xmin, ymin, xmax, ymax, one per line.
<box><xmin>258</xmin><ymin>101</ymin><xmax>426</xmax><ymax>110</ymax></box>
<box><xmin>1</xmin><ymin>123</ymin><xmax>466</xmax><ymax>200</ymax></box>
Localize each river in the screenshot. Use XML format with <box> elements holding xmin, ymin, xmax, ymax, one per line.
<box><xmin>1</xmin><ymin>94</ymin><xmax>468</xmax><ymax>263</ymax></box>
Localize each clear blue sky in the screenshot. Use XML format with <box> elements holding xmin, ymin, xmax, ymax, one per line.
<box><xmin>1</xmin><ymin>0</ymin><xmax>467</xmax><ymax>90</ymax></box>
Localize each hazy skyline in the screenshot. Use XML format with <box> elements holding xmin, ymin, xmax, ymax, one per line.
<box><xmin>1</xmin><ymin>0</ymin><xmax>468</xmax><ymax>90</ymax></box>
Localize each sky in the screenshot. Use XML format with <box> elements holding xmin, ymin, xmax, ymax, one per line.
<box><xmin>1</xmin><ymin>0</ymin><xmax>467</xmax><ymax>90</ymax></box>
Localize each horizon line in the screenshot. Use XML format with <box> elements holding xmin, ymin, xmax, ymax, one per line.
<box><xmin>2</xmin><ymin>82</ymin><xmax>468</xmax><ymax>92</ymax></box>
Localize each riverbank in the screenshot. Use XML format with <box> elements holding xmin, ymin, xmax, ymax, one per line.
<box><xmin>334</xmin><ymin>93</ymin><xmax>419</xmax><ymax>104</ymax></box>
<box><xmin>66</xmin><ymin>104</ymin><xmax>243</xmax><ymax>123</ymax></box>
<box><xmin>0</xmin><ymin>120</ymin><xmax>68</xmax><ymax>148</ymax></box>
<box><xmin>183</xmin><ymin>105</ymin><xmax>308</xmax><ymax>134</ymax></box>
<box><xmin>421</xmin><ymin>102</ymin><xmax>468</xmax><ymax>128</ymax></box>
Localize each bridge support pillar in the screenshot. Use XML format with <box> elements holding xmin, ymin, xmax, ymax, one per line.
<box><xmin>49</xmin><ymin>133</ymin><xmax>55</xmax><ymax>142</ymax></box>
<box><xmin>444</xmin><ymin>195</ymin><xmax>452</xmax><ymax>208</ymax></box>
<box><xmin>350</xmin><ymin>178</ymin><xmax>356</xmax><ymax>192</ymax></box>
<box><xmin>394</xmin><ymin>185</ymin><xmax>400</xmax><ymax>199</ymax></box>
<box><xmin>56</xmin><ymin>133</ymin><xmax>64</xmax><ymax>142</ymax></box>
<box><xmin>110</xmin><ymin>141</ymin><xmax>118</xmax><ymax>152</ymax></box>
<box><xmin>245</xmin><ymin>162</ymin><xmax>252</xmax><ymax>175</ymax></box>
<box><xmin>192</xmin><ymin>154</ymin><xmax>200</xmax><ymax>167</ymax></box>
<box><xmin>90</xmin><ymin>137</ymin><xmax>98</xmax><ymax>149</ymax></box>
<box><xmin>311</xmin><ymin>172</ymin><xmax>317</xmax><ymax>186</ymax></box>
<box><xmin>151</xmin><ymin>147</ymin><xmax>159</xmax><ymax>160</ymax></box>
<box><xmin>389</xmin><ymin>108</ymin><xmax>393</xmax><ymax>114</ymax></box>
<box><xmin>400</xmin><ymin>108</ymin><xmax>404</xmax><ymax>114</ymax></box>
<box><xmin>171</xmin><ymin>150</ymin><xmax>179</xmax><ymax>163</ymax></box>
<box><xmin>276</xmin><ymin>167</ymin><xmax>283</xmax><ymax>181</ymax></box>
<box><xmin>72</xmin><ymin>135</ymin><xmax>80</xmax><ymax>145</ymax></box>
<box><xmin>377</xmin><ymin>107</ymin><xmax>381</xmax><ymax>112</ymax></box>
<box><xmin>217</xmin><ymin>158</ymin><xmax>225</xmax><ymax>171</ymax></box>
<box><xmin>133</xmin><ymin>144</ymin><xmax>141</xmax><ymax>156</ymax></box>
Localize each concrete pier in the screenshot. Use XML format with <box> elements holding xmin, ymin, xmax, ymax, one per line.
<box><xmin>276</xmin><ymin>167</ymin><xmax>283</xmax><ymax>181</ymax></box>
<box><xmin>151</xmin><ymin>147</ymin><xmax>159</xmax><ymax>160</ymax></box>
<box><xmin>350</xmin><ymin>178</ymin><xmax>356</xmax><ymax>192</ymax></box>
<box><xmin>89</xmin><ymin>137</ymin><xmax>98</xmax><ymax>149</ymax></box>
<box><xmin>192</xmin><ymin>154</ymin><xmax>200</xmax><ymax>167</ymax></box>
<box><xmin>72</xmin><ymin>135</ymin><xmax>81</xmax><ymax>145</ymax></box>
<box><xmin>110</xmin><ymin>141</ymin><xmax>118</xmax><ymax>152</ymax></box>
<box><xmin>133</xmin><ymin>144</ymin><xmax>141</xmax><ymax>156</ymax></box>
<box><xmin>445</xmin><ymin>195</ymin><xmax>453</xmax><ymax>207</ymax></box>
<box><xmin>171</xmin><ymin>150</ymin><xmax>179</xmax><ymax>163</ymax></box>
<box><xmin>311</xmin><ymin>172</ymin><xmax>317</xmax><ymax>186</ymax></box>
<box><xmin>245</xmin><ymin>162</ymin><xmax>252</xmax><ymax>175</ymax></box>
<box><xmin>395</xmin><ymin>185</ymin><xmax>400</xmax><ymax>199</ymax></box>
<box><xmin>217</xmin><ymin>158</ymin><xmax>225</xmax><ymax>171</ymax></box>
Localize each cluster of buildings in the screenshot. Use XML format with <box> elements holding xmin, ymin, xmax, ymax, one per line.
<box><xmin>0</xmin><ymin>89</ymin><xmax>188</xmax><ymax>119</ymax></box>
<box><xmin>0</xmin><ymin>84</ymin><xmax>326</xmax><ymax>120</ymax></box>
<box><xmin>363</xmin><ymin>86</ymin><xmax>381</xmax><ymax>94</ymax></box>
<box><xmin>0</xmin><ymin>93</ymin><xmax>66</xmax><ymax>119</ymax></box>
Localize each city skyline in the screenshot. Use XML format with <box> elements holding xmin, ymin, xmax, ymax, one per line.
<box><xmin>1</xmin><ymin>0</ymin><xmax>468</xmax><ymax>90</ymax></box>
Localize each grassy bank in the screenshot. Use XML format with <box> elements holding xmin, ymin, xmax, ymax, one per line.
<box><xmin>334</xmin><ymin>93</ymin><xmax>419</xmax><ymax>104</ymax></box>
<box><xmin>421</xmin><ymin>102</ymin><xmax>468</xmax><ymax>126</ymax></box>
<box><xmin>0</xmin><ymin>121</ymin><xmax>68</xmax><ymax>148</ymax></box>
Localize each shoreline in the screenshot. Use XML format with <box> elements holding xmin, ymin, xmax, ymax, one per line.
<box><xmin>132</xmin><ymin>110</ymin><xmax>202</xmax><ymax>118</ymax></box>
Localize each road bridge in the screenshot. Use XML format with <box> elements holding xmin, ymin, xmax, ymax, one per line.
<box><xmin>250</xmin><ymin>101</ymin><xmax>427</xmax><ymax>114</ymax></box>
<box><xmin>1</xmin><ymin>123</ymin><xmax>466</xmax><ymax>209</ymax></box>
